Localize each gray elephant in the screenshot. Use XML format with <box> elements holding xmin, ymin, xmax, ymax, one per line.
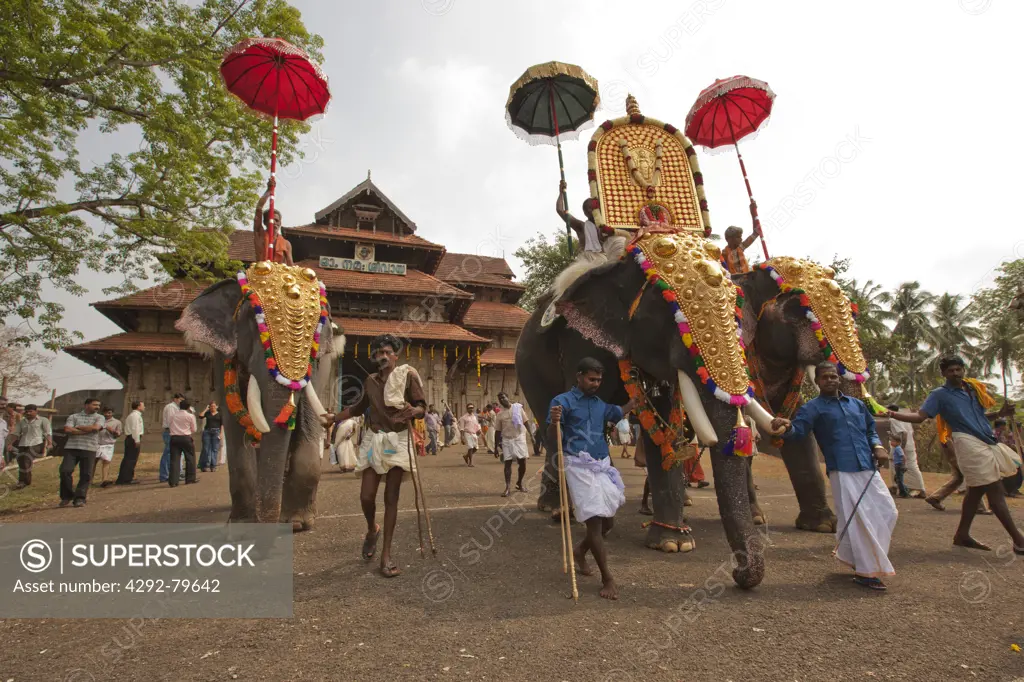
<box><xmin>176</xmin><ymin>262</ymin><xmax>343</xmax><ymax>529</ymax></box>
<box><xmin>734</xmin><ymin>257</ymin><xmax>875</xmax><ymax>533</ymax></box>
<box><xmin>516</xmin><ymin>232</ymin><xmax>776</xmax><ymax>589</ymax></box>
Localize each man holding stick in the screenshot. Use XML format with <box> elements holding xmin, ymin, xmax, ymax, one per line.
<box><xmin>323</xmin><ymin>334</ymin><xmax>426</xmax><ymax>578</ymax></box>
<box><xmin>887</xmin><ymin>356</ymin><xmax>1023</xmax><ymax>554</ymax></box>
<box><xmin>548</xmin><ymin>357</ymin><xmax>637</xmax><ymax>600</ymax></box>
<box><xmin>770</xmin><ymin>362</ymin><xmax>897</xmax><ymax>591</ymax></box>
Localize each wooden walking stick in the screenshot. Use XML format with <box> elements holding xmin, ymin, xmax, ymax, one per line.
<box><xmin>405</xmin><ymin>424</ymin><xmax>426</xmax><ymax>557</ymax></box>
<box><xmin>555</xmin><ymin>421</ymin><xmax>579</xmax><ymax>602</ymax></box>
<box><xmin>409</xmin><ymin>419</ymin><xmax>437</xmax><ymax>555</ymax></box>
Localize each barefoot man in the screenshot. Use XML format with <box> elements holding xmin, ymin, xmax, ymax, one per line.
<box><xmin>888</xmin><ymin>355</ymin><xmax>1024</xmax><ymax>554</ymax></box>
<box><xmin>494</xmin><ymin>392</ymin><xmax>529</xmax><ymax>497</ymax></box>
<box><xmin>253</xmin><ymin>179</ymin><xmax>293</xmax><ymax>265</ymax></box>
<box><xmin>548</xmin><ymin>357</ymin><xmax>637</xmax><ymax>600</ymax></box>
<box><xmin>770</xmin><ymin>362</ymin><xmax>898</xmax><ymax>591</ymax></box>
<box><xmin>323</xmin><ymin>334</ymin><xmax>426</xmax><ymax>578</ymax></box>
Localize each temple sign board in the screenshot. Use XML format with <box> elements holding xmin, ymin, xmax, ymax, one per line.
<box><xmin>319</xmin><ymin>254</ymin><xmax>407</xmax><ymax>276</ymax></box>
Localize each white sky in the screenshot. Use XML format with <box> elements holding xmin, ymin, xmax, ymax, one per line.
<box><xmin>24</xmin><ymin>0</ymin><xmax>1024</xmax><ymax>403</ymax></box>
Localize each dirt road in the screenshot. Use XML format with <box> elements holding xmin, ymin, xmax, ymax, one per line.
<box><xmin>1</xmin><ymin>448</ymin><xmax>1023</xmax><ymax>681</ymax></box>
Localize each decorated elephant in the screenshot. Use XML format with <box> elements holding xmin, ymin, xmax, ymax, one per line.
<box><xmin>517</xmin><ymin>230</ymin><xmax>777</xmax><ymax>589</ymax></box>
<box><xmin>735</xmin><ymin>256</ymin><xmax>877</xmax><ymax>532</ymax></box>
<box><xmin>176</xmin><ymin>261</ymin><xmax>343</xmax><ymax>529</ymax></box>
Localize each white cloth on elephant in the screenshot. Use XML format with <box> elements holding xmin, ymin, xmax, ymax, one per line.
<box><xmin>887</xmin><ymin>419</ymin><xmax>926</xmax><ymax>492</ymax></box>
<box><xmin>830</xmin><ymin>469</ymin><xmax>897</xmax><ymax>578</ymax></box>
<box><xmin>563</xmin><ymin>451</ymin><xmax>626</xmax><ymax>522</ymax></box>
<box><xmin>501</xmin><ymin>429</ymin><xmax>529</xmax><ymax>461</ymax></box>
<box><xmin>950</xmin><ymin>432</ymin><xmax>1020</xmax><ymax>488</ymax></box>
<box><xmin>356</xmin><ymin>428</ymin><xmax>414</xmax><ymax>480</ymax></box>
<box><xmin>384</xmin><ymin>365</ymin><xmax>422</xmax><ymax>408</ymax></box>
<box><xmin>332</xmin><ymin>417</ymin><xmax>359</xmax><ymax>469</ymax></box>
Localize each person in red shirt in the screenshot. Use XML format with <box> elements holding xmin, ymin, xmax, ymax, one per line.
<box><xmin>721</xmin><ymin>201</ymin><xmax>761</xmax><ymax>275</ymax></box>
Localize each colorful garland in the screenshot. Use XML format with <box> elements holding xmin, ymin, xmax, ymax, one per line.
<box><xmin>628</xmin><ymin>245</ymin><xmax>755</xmax><ymax>408</ymax></box>
<box><xmin>236</xmin><ymin>270</ymin><xmax>328</xmax><ymax>392</ymax></box>
<box><xmin>224</xmin><ymin>358</ymin><xmax>262</xmax><ymax>443</ymax></box>
<box><xmin>758</xmin><ymin>263</ymin><xmax>869</xmax><ymax>384</ymax></box>
<box><xmin>619</xmin><ymin>359</ymin><xmax>686</xmax><ymax>470</ymax></box>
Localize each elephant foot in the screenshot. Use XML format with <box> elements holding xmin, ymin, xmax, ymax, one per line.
<box><xmin>751</xmin><ymin>504</ymin><xmax>767</xmax><ymax>526</ymax></box>
<box><xmin>795</xmin><ymin>511</ymin><xmax>837</xmax><ymax>534</ymax></box>
<box><xmin>645</xmin><ymin>524</ymin><xmax>696</xmax><ymax>553</ymax></box>
<box><xmin>281</xmin><ymin>511</ymin><xmax>315</xmax><ymax>532</ymax></box>
<box><xmin>537</xmin><ymin>500</ymin><xmax>554</xmax><ymax>513</ymax></box>
<box><xmin>683</xmin><ymin>497</ymin><xmax>694</xmax><ymax>507</ymax></box>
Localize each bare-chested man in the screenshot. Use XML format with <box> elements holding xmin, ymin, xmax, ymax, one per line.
<box><xmin>253</xmin><ymin>178</ymin><xmax>293</xmax><ymax>265</ymax></box>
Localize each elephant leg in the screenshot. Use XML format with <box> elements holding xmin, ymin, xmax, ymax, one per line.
<box><xmin>280</xmin><ymin>433</ymin><xmax>322</xmax><ymax>532</ymax></box>
<box><xmin>223</xmin><ymin>400</ymin><xmax>257</xmax><ymax>523</ymax></box>
<box><xmin>747</xmin><ymin>458</ymin><xmax>767</xmax><ymax>526</ymax></box>
<box><xmin>708</xmin><ymin>443</ymin><xmax>765</xmax><ymax>589</ymax></box>
<box><xmin>645</xmin><ymin>435</ymin><xmax>695</xmax><ymax>554</ymax></box>
<box><xmin>780</xmin><ymin>437</ymin><xmax>836</xmax><ymax>533</ymax></box>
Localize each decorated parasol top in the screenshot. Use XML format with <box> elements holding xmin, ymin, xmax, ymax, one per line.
<box><xmin>505</xmin><ymin>61</ymin><xmax>600</xmax><ymax>145</ymax></box>
<box><xmin>684</xmin><ymin>75</ymin><xmax>774</xmax><ymax>150</ymax></box>
<box><xmin>220</xmin><ymin>37</ymin><xmax>330</xmax><ymax>121</ymax></box>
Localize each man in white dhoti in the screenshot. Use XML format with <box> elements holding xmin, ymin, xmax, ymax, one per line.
<box><xmin>548</xmin><ymin>357</ymin><xmax>637</xmax><ymax>600</ymax></box>
<box><xmin>324</xmin><ymin>334</ymin><xmax>426</xmax><ymax>578</ymax></box>
<box><xmin>495</xmin><ymin>392</ymin><xmax>529</xmax><ymax>497</ymax></box>
<box><xmin>772</xmin><ymin>362</ymin><xmax>897</xmax><ymax>591</ymax></box>
<box><xmin>888</xmin><ymin>356</ymin><xmax>1024</xmax><ymax>554</ymax></box>
<box><xmin>458</xmin><ymin>405</ymin><xmax>480</xmax><ymax>467</ymax></box>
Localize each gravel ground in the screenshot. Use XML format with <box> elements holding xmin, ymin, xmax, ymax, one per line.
<box><xmin>1</xmin><ymin>447</ymin><xmax>1024</xmax><ymax>682</ymax></box>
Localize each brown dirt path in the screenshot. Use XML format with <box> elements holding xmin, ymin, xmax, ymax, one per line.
<box><xmin>2</xmin><ymin>448</ymin><xmax>1023</xmax><ymax>681</ymax></box>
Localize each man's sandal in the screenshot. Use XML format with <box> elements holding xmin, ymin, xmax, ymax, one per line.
<box><xmin>380</xmin><ymin>561</ymin><xmax>402</xmax><ymax>578</ymax></box>
<box><xmin>362</xmin><ymin>525</ymin><xmax>381</xmax><ymax>560</ymax></box>
<box><xmin>853</xmin><ymin>576</ymin><xmax>887</xmax><ymax>591</ymax></box>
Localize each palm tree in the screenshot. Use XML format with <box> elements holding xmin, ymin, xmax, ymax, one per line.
<box><xmin>880</xmin><ymin>282</ymin><xmax>935</xmax><ymax>402</ymax></box>
<box><xmin>843</xmin><ymin>278</ymin><xmax>894</xmax><ymax>340</ymax></box>
<box><xmin>928</xmin><ymin>293</ymin><xmax>981</xmax><ymax>376</ymax></box>
<box><xmin>975</xmin><ymin>315</ymin><xmax>1023</xmax><ymax>399</ymax></box>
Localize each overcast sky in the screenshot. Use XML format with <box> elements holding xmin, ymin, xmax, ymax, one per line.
<box><xmin>26</xmin><ymin>0</ymin><xmax>1023</xmax><ymax>403</ymax></box>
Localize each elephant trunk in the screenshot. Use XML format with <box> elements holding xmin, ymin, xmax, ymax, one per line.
<box><xmin>708</xmin><ymin>443</ymin><xmax>766</xmax><ymax>588</ymax></box>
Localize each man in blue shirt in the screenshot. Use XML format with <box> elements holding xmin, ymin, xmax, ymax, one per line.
<box><xmin>888</xmin><ymin>356</ymin><xmax>1023</xmax><ymax>554</ymax></box>
<box><xmin>771</xmin><ymin>362</ymin><xmax>897</xmax><ymax>591</ymax></box>
<box><xmin>548</xmin><ymin>357</ymin><xmax>636</xmax><ymax>600</ymax></box>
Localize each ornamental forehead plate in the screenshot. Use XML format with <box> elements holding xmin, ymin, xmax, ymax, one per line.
<box><xmin>634</xmin><ymin>232</ymin><xmax>748</xmax><ymax>396</ymax></box>
<box><xmin>766</xmin><ymin>256</ymin><xmax>868</xmax><ymax>374</ymax></box>
<box><xmin>245</xmin><ymin>262</ymin><xmax>324</xmax><ymax>381</ymax></box>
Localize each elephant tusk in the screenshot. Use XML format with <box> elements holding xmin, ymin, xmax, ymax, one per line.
<box><xmin>805</xmin><ymin>365</ymin><xmax>816</xmax><ymax>385</ymax></box>
<box><xmin>303</xmin><ymin>383</ymin><xmax>327</xmax><ymax>418</ymax></box>
<box><xmin>678</xmin><ymin>370</ymin><xmax>718</xmax><ymax>446</ymax></box>
<box><xmin>744</xmin><ymin>398</ymin><xmax>776</xmax><ymax>434</ymax></box>
<box><xmin>246</xmin><ymin>376</ymin><xmax>271</xmax><ymax>433</ymax></box>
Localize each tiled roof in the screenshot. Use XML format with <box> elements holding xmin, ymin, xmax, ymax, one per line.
<box><xmin>65</xmin><ymin>332</ymin><xmax>196</xmax><ymax>355</ymax></box>
<box><xmin>314</xmin><ymin>177</ymin><xmax>418</xmax><ymax>229</ymax></box>
<box><xmin>297</xmin><ymin>260</ymin><xmax>471</xmax><ymax>299</ymax></box>
<box><xmin>462</xmin><ymin>301</ymin><xmax>530</xmax><ymax>330</ymax></box>
<box><xmin>436</xmin><ymin>252</ymin><xmax>516</xmax><ymax>281</ymax></box>
<box><xmin>284</xmin><ymin>224</ymin><xmax>444</xmax><ymax>250</ymax></box>
<box><xmin>334</xmin><ymin>317</ymin><xmax>489</xmax><ymax>343</ymax></box>
<box><xmin>93</xmin><ymin>280</ymin><xmax>209</xmax><ymax>311</ymax></box>
<box><xmin>227</xmin><ymin>230</ymin><xmax>258</xmax><ymax>261</ymax></box>
<box><xmin>454</xmin><ymin>273</ymin><xmax>526</xmax><ymax>291</ymax></box>
<box><xmin>480</xmin><ymin>348</ymin><xmax>516</xmax><ymax>366</ymax></box>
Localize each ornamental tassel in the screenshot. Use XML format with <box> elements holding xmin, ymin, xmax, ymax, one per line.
<box><xmin>274</xmin><ymin>392</ymin><xmax>296</xmax><ymax>430</ymax></box>
<box><xmin>724</xmin><ymin>406</ymin><xmax>753</xmax><ymax>456</ymax></box>
<box><xmin>443</xmin><ymin>346</ymin><xmax>447</xmax><ymax>361</ymax></box>
<box><xmin>431</xmin><ymin>345</ymin><xmax>435</xmax><ymax>360</ymax></box>
<box><xmin>863</xmin><ymin>391</ymin><xmax>887</xmax><ymax>416</ymax></box>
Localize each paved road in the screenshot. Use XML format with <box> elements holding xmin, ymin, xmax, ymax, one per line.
<box><xmin>2</xmin><ymin>447</ymin><xmax>1023</xmax><ymax>681</ymax></box>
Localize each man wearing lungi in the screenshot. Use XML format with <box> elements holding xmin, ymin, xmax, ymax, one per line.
<box><xmin>495</xmin><ymin>392</ymin><xmax>529</xmax><ymax>497</ymax></box>
<box><xmin>772</xmin><ymin>362</ymin><xmax>898</xmax><ymax>591</ymax></box>
<box><xmin>325</xmin><ymin>334</ymin><xmax>426</xmax><ymax>578</ymax></box>
<box><xmin>888</xmin><ymin>356</ymin><xmax>1023</xmax><ymax>554</ymax></box>
<box><xmin>548</xmin><ymin>357</ymin><xmax>636</xmax><ymax>600</ymax></box>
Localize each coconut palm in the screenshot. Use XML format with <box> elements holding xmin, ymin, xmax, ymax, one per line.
<box><xmin>975</xmin><ymin>315</ymin><xmax>1024</xmax><ymax>399</ymax></box>
<box><xmin>928</xmin><ymin>293</ymin><xmax>981</xmax><ymax>378</ymax></box>
<box><xmin>843</xmin><ymin>278</ymin><xmax>894</xmax><ymax>340</ymax></box>
<box><xmin>879</xmin><ymin>282</ymin><xmax>935</xmax><ymax>402</ymax></box>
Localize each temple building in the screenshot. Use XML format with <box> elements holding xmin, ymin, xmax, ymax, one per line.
<box><xmin>65</xmin><ymin>175</ymin><xmax>531</xmax><ymax>447</ymax></box>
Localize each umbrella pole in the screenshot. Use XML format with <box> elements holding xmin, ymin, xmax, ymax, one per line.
<box><xmin>266</xmin><ymin>69</ymin><xmax>281</xmax><ymax>262</ymax></box>
<box><xmin>726</xmin><ymin>115</ymin><xmax>769</xmax><ymax>261</ymax></box>
<box><xmin>549</xmin><ymin>85</ymin><xmax>574</xmax><ymax>259</ymax></box>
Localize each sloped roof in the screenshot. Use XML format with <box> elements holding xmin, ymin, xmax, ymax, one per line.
<box><xmin>334</xmin><ymin>317</ymin><xmax>488</xmax><ymax>343</ymax></box>
<box><xmin>462</xmin><ymin>301</ymin><xmax>530</xmax><ymax>330</ymax></box>
<box><xmin>93</xmin><ymin>280</ymin><xmax>210</xmax><ymax>311</ymax></box>
<box><xmin>284</xmin><ymin>224</ymin><xmax>443</xmax><ymax>250</ymax></box>
<box><xmin>480</xmin><ymin>348</ymin><xmax>516</xmax><ymax>366</ymax></box>
<box><xmin>66</xmin><ymin>332</ymin><xmax>196</xmax><ymax>355</ymax></box>
<box><xmin>436</xmin><ymin>252</ymin><xmax>516</xmax><ymax>280</ymax></box>
<box><xmin>314</xmin><ymin>177</ymin><xmax>417</xmax><ymax>231</ymax></box>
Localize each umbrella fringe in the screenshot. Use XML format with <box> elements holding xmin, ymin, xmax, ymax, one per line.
<box><xmin>693</xmin><ymin>113</ymin><xmax>774</xmax><ymax>154</ymax></box>
<box><xmin>504</xmin><ymin>109</ymin><xmax>595</xmax><ymax>147</ymax></box>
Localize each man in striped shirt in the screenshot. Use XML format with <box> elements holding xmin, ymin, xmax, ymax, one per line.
<box><xmin>61</xmin><ymin>398</ymin><xmax>106</xmax><ymax>507</ymax></box>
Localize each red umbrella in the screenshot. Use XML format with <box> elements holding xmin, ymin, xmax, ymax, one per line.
<box><xmin>221</xmin><ymin>38</ymin><xmax>330</xmax><ymax>260</ymax></box>
<box><xmin>685</xmin><ymin>76</ymin><xmax>774</xmax><ymax>260</ymax></box>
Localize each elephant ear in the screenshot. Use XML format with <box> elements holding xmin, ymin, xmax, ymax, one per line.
<box><xmin>555</xmin><ymin>259</ymin><xmax>638</xmax><ymax>359</ymax></box>
<box><xmin>175</xmin><ymin>278</ymin><xmax>243</xmax><ymax>357</ymax></box>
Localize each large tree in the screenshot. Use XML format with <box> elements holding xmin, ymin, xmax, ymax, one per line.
<box><xmin>879</xmin><ymin>281</ymin><xmax>935</xmax><ymax>402</ymax></box>
<box><xmin>0</xmin><ymin>326</ymin><xmax>53</xmax><ymax>398</ymax></box>
<box><xmin>513</xmin><ymin>229</ymin><xmax>577</xmax><ymax>311</ymax></box>
<box><xmin>0</xmin><ymin>0</ymin><xmax>322</xmax><ymax>350</ymax></box>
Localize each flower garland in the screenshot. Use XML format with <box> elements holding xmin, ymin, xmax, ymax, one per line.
<box><xmin>619</xmin><ymin>359</ymin><xmax>686</xmax><ymax>470</ymax></box>
<box><xmin>628</xmin><ymin>245</ymin><xmax>755</xmax><ymax>408</ymax></box>
<box><xmin>224</xmin><ymin>358</ymin><xmax>262</xmax><ymax>443</ymax></box>
<box><xmin>758</xmin><ymin>263</ymin><xmax>870</xmax><ymax>384</ymax></box>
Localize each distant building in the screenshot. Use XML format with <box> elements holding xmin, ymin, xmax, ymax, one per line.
<box><xmin>65</xmin><ymin>176</ymin><xmax>530</xmax><ymax>448</ymax></box>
